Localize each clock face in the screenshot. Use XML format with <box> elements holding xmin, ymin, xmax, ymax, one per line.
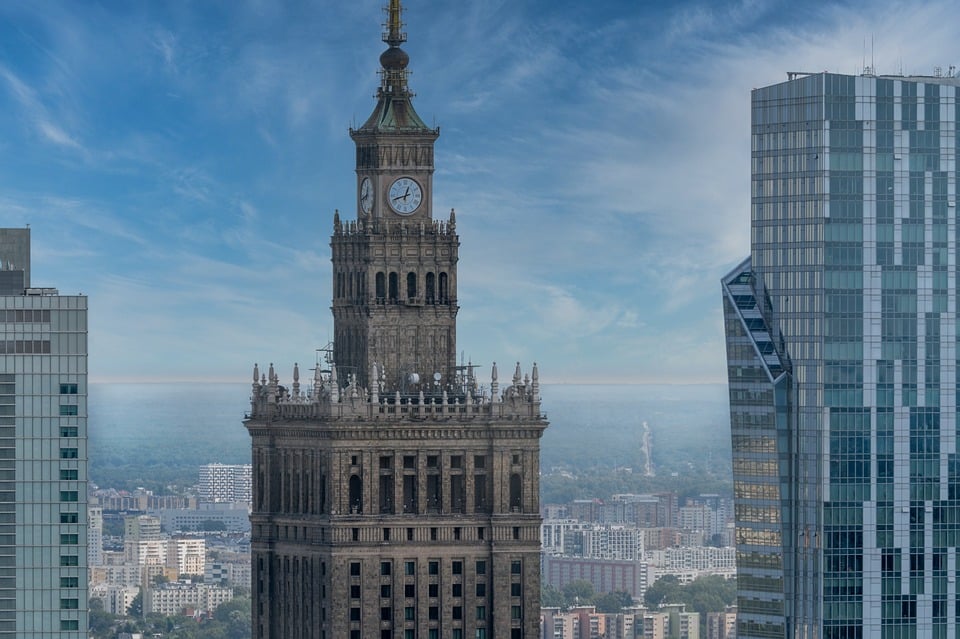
<box><xmin>359</xmin><ymin>177</ymin><xmax>373</xmax><ymax>214</ymax></box>
<box><xmin>388</xmin><ymin>177</ymin><xmax>423</xmax><ymax>215</ymax></box>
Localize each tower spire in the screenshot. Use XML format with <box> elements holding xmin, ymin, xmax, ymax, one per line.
<box><xmin>384</xmin><ymin>0</ymin><xmax>405</xmax><ymax>48</ymax></box>
<box><xmin>379</xmin><ymin>0</ymin><xmax>411</xmax><ymax>97</ymax></box>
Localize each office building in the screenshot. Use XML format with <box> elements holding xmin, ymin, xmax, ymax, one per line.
<box><xmin>0</xmin><ymin>228</ymin><xmax>88</xmax><ymax>636</ymax></box>
<box><xmin>245</xmin><ymin>2</ymin><xmax>547</xmax><ymax>638</ymax></box>
<box><xmin>723</xmin><ymin>71</ymin><xmax>960</xmax><ymax>638</ymax></box>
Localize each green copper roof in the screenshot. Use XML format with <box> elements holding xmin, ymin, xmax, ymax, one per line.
<box><xmin>358</xmin><ymin>94</ymin><xmax>432</xmax><ymax>133</ymax></box>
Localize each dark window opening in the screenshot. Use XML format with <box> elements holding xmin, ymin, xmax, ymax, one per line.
<box><xmin>509</xmin><ymin>473</ymin><xmax>522</xmax><ymax>512</ymax></box>
<box><xmin>439</xmin><ymin>272</ymin><xmax>448</xmax><ymax>303</ymax></box>
<box><xmin>349</xmin><ymin>474</ymin><xmax>363</xmax><ymax>514</ymax></box>
<box><xmin>407</xmin><ymin>272</ymin><xmax>417</xmax><ymax>300</ymax></box>
<box><xmin>426</xmin><ymin>272</ymin><xmax>435</xmax><ymax>303</ymax></box>
<box><xmin>403</xmin><ymin>475</ymin><xmax>418</xmax><ymax>513</ymax></box>
<box><xmin>376</xmin><ymin>272</ymin><xmax>386</xmax><ymax>301</ymax></box>
<box><xmin>389</xmin><ymin>272</ymin><xmax>399</xmax><ymax>302</ymax></box>
<box><xmin>380</xmin><ymin>475</ymin><xmax>394</xmax><ymax>514</ymax></box>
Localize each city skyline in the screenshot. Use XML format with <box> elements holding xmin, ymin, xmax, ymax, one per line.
<box><xmin>0</xmin><ymin>1</ymin><xmax>957</xmax><ymax>383</ymax></box>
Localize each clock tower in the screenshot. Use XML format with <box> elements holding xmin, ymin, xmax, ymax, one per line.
<box><xmin>333</xmin><ymin>0</ymin><xmax>457</xmax><ymax>391</ymax></box>
<box><xmin>247</xmin><ymin>3</ymin><xmax>547</xmax><ymax>638</ymax></box>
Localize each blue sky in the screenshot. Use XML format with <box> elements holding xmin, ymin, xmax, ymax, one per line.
<box><xmin>0</xmin><ymin>0</ymin><xmax>955</xmax><ymax>383</ymax></box>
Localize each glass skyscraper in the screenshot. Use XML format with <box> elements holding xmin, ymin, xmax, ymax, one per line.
<box><xmin>723</xmin><ymin>72</ymin><xmax>960</xmax><ymax>639</ymax></box>
<box><xmin>0</xmin><ymin>229</ymin><xmax>87</xmax><ymax>637</ymax></box>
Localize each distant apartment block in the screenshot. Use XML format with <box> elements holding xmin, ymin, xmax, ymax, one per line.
<box><xmin>144</xmin><ymin>581</ymin><xmax>233</xmax><ymax>617</ymax></box>
<box><xmin>152</xmin><ymin>503</ymin><xmax>250</xmax><ymax>533</ymax></box>
<box><xmin>198</xmin><ymin>463</ymin><xmax>252</xmax><ymax>504</ymax></box>
<box><xmin>166</xmin><ymin>537</ymin><xmax>205</xmax><ymax>577</ymax></box>
<box><xmin>542</xmin><ymin>554</ymin><xmax>650</xmax><ymax>600</ymax></box>
<box><xmin>205</xmin><ymin>557</ymin><xmax>252</xmax><ymax>589</ymax></box>
<box><xmin>0</xmin><ymin>228</ymin><xmax>88</xmax><ymax>636</ymax></box>
<box><xmin>706</xmin><ymin>606</ymin><xmax>737</xmax><ymax>639</ymax></box>
<box><xmin>646</xmin><ymin>546</ymin><xmax>736</xmax><ymax>573</ymax></box>
<box><xmin>88</xmin><ymin>506</ymin><xmax>103</xmax><ymax>567</ymax></box>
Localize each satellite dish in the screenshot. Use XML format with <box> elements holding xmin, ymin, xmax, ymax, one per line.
<box><xmin>433</xmin><ymin>372</ymin><xmax>442</xmax><ymax>382</ymax></box>
<box><xmin>408</xmin><ymin>373</ymin><xmax>420</xmax><ymax>384</ymax></box>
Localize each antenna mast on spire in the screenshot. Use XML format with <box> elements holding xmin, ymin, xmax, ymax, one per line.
<box><xmin>384</xmin><ymin>0</ymin><xmax>406</xmax><ymax>46</ymax></box>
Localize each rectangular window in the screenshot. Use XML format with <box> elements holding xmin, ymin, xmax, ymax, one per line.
<box><xmin>511</xmin><ymin>583</ymin><xmax>521</xmax><ymax>597</ymax></box>
<box><xmin>60</xmin><ymin>513</ymin><xmax>78</xmax><ymax>524</ymax></box>
<box><xmin>59</xmin><ymin>448</ymin><xmax>78</xmax><ymax>459</ymax></box>
<box><xmin>350</xmin><ymin>607</ymin><xmax>361</xmax><ymax>621</ymax></box>
<box><xmin>59</xmin><ymin>405</ymin><xmax>78</xmax><ymax>416</ymax></box>
<box><xmin>381</xmin><ymin>584</ymin><xmax>391</xmax><ymax>598</ymax></box>
<box><xmin>475</xmin><ymin>560</ymin><xmax>486</xmax><ymax>575</ymax></box>
<box><xmin>511</xmin><ymin>605</ymin><xmax>521</xmax><ymax>619</ymax></box>
<box><xmin>351</xmin><ymin>585</ymin><xmax>360</xmax><ymax>599</ymax></box>
<box><xmin>380</xmin><ymin>607</ymin><xmax>391</xmax><ymax>621</ymax></box>
<box><xmin>476</xmin><ymin>583</ymin><xmax>486</xmax><ymax>597</ymax></box>
<box><xmin>60</xmin><ymin>620</ymin><xmax>79</xmax><ymax>631</ymax></box>
<box><xmin>452</xmin><ymin>583</ymin><xmax>462</xmax><ymax>597</ymax></box>
<box><xmin>452</xmin><ymin>560</ymin><xmax>462</xmax><ymax>575</ymax></box>
<box><xmin>350</xmin><ymin>562</ymin><xmax>361</xmax><ymax>576</ymax></box>
<box><xmin>59</xmin><ymin>556</ymin><xmax>78</xmax><ymax>567</ymax></box>
<box><xmin>59</xmin><ymin>469</ymin><xmax>78</xmax><ymax>480</ymax></box>
<box><xmin>428</xmin><ymin>561</ymin><xmax>439</xmax><ymax>575</ymax></box>
<box><xmin>428</xmin><ymin>584</ymin><xmax>438</xmax><ymax>598</ymax></box>
<box><xmin>405</xmin><ymin>606</ymin><xmax>415</xmax><ymax>620</ymax></box>
<box><xmin>60</xmin><ymin>491</ymin><xmax>78</xmax><ymax>502</ymax></box>
<box><xmin>60</xmin><ymin>577</ymin><xmax>79</xmax><ymax>588</ymax></box>
<box><xmin>59</xmin><ymin>384</ymin><xmax>78</xmax><ymax>395</ymax></box>
<box><xmin>405</xmin><ymin>560</ymin><xmax>415</xmax><ymax>575</ymax></box>
<box><xmin>476</xmin><ymin>606</ymin><xmax>486</xmax><ymax>620</ymax></box>
<box><xmin>60</xmin><ymin>598</ymin><xmax>79</xmax><ymax>609</ymax></box>
<box><xmin>381</xmin><ymin>561</ymin><xmax>391</xmax><ymax>576</ymax></box>
<box><xmin>405</xmin><ymin>584</ymin><xmax>415</xmax><ymax>598</ymax></box>
<box><xmin>429</xmin><ymin>606</ymin><xmax>439</xmax><ymax>620</ymax></box>
<box><xmin>60</xmin><ymin>534</ymin><xmax>79</xmax><ymax>545</ymax></box>
<box><xmin>59</xmin><ymin>426</ymin><xmax>78</xmax><ymax>437</ymax></box>
<box><xmin>453</xmin><ymin>606</ymin><xmax>463</xmax><ymax>620</ymax></box>
<box><xmin>511</xmin><ymin>560</ymin><xmax>521</xmax><ymax>574</ymax></box>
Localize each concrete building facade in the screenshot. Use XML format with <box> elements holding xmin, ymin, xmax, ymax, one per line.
<box><xmin>245</xmin><ymin>3</ymin><xmax>547</xmax><ymax>638</ymax></box>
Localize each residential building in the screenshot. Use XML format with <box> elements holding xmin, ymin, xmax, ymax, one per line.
<box><xmin>541</xmin><ymin>555</ymin><xmax>650</xmax><ymax>600</ymax></box>
<box><xmin>166</xmin><ymin>537</ymin><xmax>205</xmax><ymax>578</ymax></box>
<box><xmin>0</xmin><ymin>228</ymin><xmax>88</xmax><ymax>636</ymax></box>
<box><xmin>723</xmin><ymin>71</ymin><xmax>960</xmax><ymax>639</ymax></box>
<box><xmin>245</xmin><ymin>2</ymin><xmax>547</xmax><ymax>638</ymax></box>
<box><xmin>88</xmin><ymin>505</ymin><xmax>103</xmax><ymax>567</ymax></box>
<box><xmin>144</xmin><ymin>581</ymin><xmax>233</xmax><ymax>617</ymax></box>
<box><xmin>706</xmin><ymin>606</ymin><xmax>737</xmax><ymax>639</ymax></box>
<box><xmin>198</xmin><ymin>463</ymin><xmax>252</xmax><ymax>504</ymax></box>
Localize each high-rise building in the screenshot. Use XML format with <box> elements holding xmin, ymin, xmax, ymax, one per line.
<box><xmin>723</xmin><ymin>72</ymin><xmax>960</xmax><ymax>638</ymax></box>
<box><xmin>0</xmin><ymin>228</ymin><xmax>88</xmax><ymax>636</ymax></box>
<box><xmin>245</xmin><ymin>3</ymin><xmax>547</xmax><ymax>638</ymax></box>
<box><xmin>198</xmin><ymin>463</ymin><xmax>252</xmax><ymax>504</ymax></box>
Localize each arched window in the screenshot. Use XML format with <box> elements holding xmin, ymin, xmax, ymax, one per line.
<box><xmin>407</xmin><ymin>272</ymin><xmax>417</xmax><ymax>300</ymax></box>
<box><xmin>389</xmin><ymin>272</ymin><xmax>399</xmax><ymax>302</ymax></box>
<box><xmin>425</xmin><ymin>272</ymin><xmax>435</xmax><ymax>303</ymax></box>
<box><xmin>349</xmin><ymin>475</ymin><xmax>363</xmax><ymax>514</ymax></box>
<box><xmin>376</xmin><ymin>272</ymin><xmax>386</xmax><ymax>301</ymax></box>
<box><xmin>439</xmin><ymin>272</ymin><xmax>448</xmax><ymax>304</ymax></box>
<box><xmin>509</xmin><ymin>473</ymin><xmax>522</xmax><ymax>512</ymax></box>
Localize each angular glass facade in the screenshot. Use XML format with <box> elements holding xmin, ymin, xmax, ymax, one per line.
<box><xmin>725</xmin><ymin>73</ymin><xmax>960</xmax><ymax>639</ymax></box>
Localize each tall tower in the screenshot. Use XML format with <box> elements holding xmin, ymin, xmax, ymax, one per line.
<box><xmin>246</xmin><ymin>3</ymin><xmax>547</xmax><ymax>638</ymax></box>
<box><xmin>723</xmin><ymin>72</ymin><xmax>960</xmax><ymax>639</ymax></box>
<box><xmin>333</xmin><ymin>0</ymin><xmax>455</xmax><ymax>390</ymax></box>
<box><xmin>0</xmin><ymin>228</ymin><xmax>88</xmax><ymax>637</ymax></box>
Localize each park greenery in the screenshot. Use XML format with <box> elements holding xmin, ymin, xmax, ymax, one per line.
<box><xmin>542</xmin><ymin>574</ymin><xmax>736</xmax><ymax>622</ymax></box>
<box><xmin>89</xmin><ymin>595</ymin><xmax>251</xmax><ymax>639</ymax></box>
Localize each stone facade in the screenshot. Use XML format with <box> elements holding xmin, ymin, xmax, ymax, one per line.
<box><xmin>246</xmin><ymin>2</ymin><xmax>547</xmax><ymax>638</ymax></box>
